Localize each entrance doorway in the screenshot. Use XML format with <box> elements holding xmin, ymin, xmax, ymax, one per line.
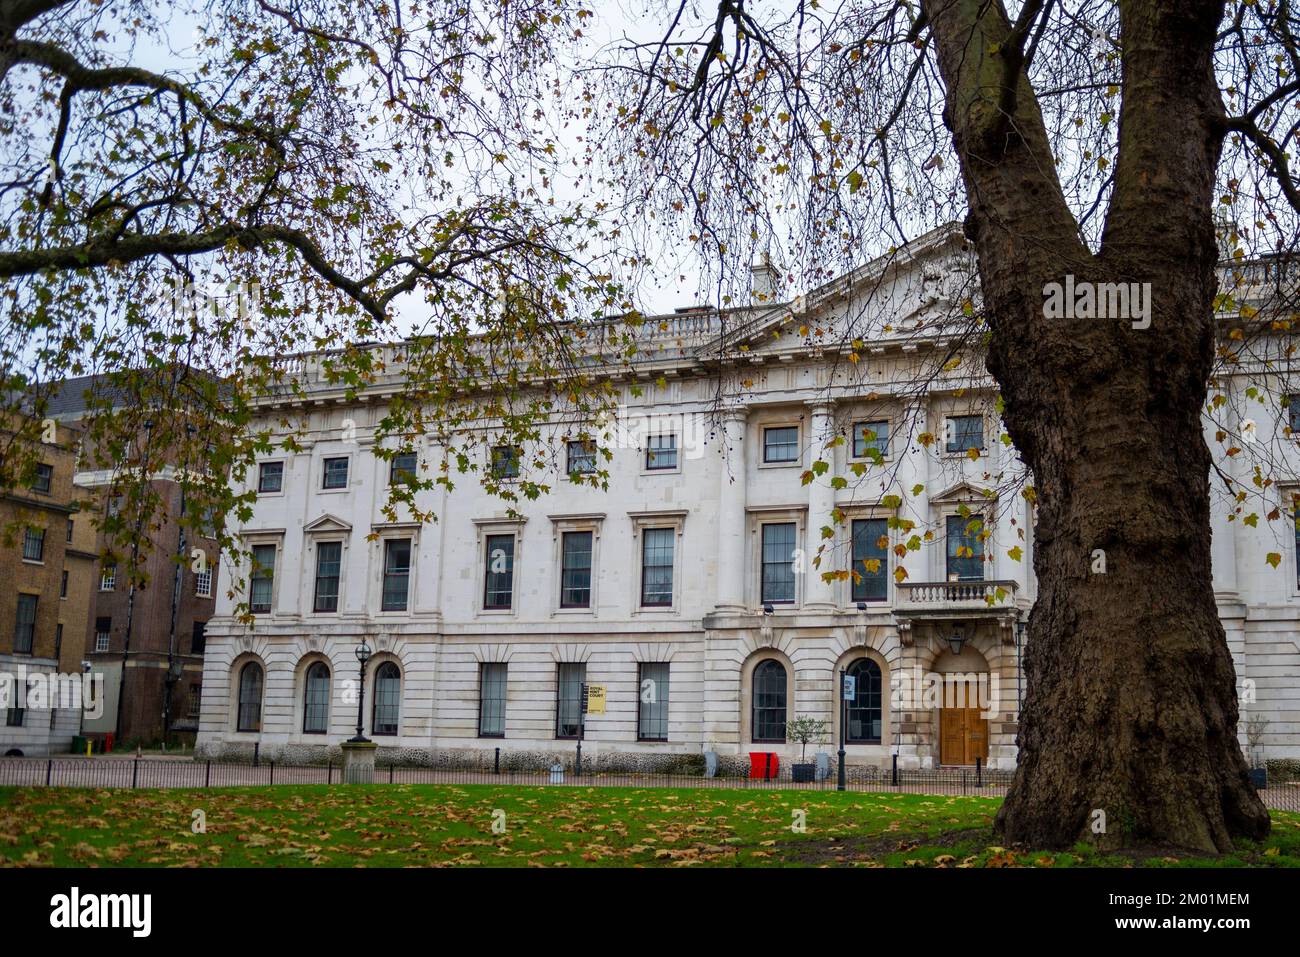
<box><xmin>933</xmin><ymin>646</ymin><xmax>990</xmax><ymax>767</ymax></box>
<box><xmin>939</xmin><ymin>693</ymin><xmax>988</xmax><ymax>766</ymax></box>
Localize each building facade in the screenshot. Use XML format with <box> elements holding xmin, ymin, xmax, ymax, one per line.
<box><xmin>196</xmin><ymin>227</ymin><xmax>1300</xmax><ymax>771</ymax></box>
<box><xmin>46</xmin><ymin>376</ymin><xmax>218</xmax><ymax>747</ymax></box>
<box><xmin>1</xmin><ymin>418</ymin><xmax>97</xmax><ymax>756</ymax></box>
<box><xmin>73</xmin><ymin>476</ymin><xmax>215</xmax><ymax>747</ymax></box>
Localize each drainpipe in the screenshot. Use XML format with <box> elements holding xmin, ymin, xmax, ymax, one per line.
<box><xmin>113</xmin><ymin>418</ymin><xmax>155</xmax><ymax>745</ymax></box>
<box><xmin>163</xmin><ymin>425</ymin><xmax>197</xmax><ymax>745</ymax></box>
<box><xmin>163</xmin><ymin>473</ymin><xmax>187</xmax><ymax>744</ymax></box>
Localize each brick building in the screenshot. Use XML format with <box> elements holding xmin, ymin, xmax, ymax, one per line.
<box><xmin>45</xmin><ymin>376</ymin><xmax>217</xmax><ymax>747</ymax></box>
<box><xmin>0</xmin><ymin>418</ymin><xmax>97</xmax><ymax>756</ymax></box>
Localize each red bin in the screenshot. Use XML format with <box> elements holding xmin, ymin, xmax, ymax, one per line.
<box><xmin>749</xmin><ymin>752</ymin><xmax>778</xmax><ymax>780</ymax></box>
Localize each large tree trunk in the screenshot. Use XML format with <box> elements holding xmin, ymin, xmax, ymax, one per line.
<box><xmin>922</xmin><ymin>0</ymin><xmax>1270</xmax><ymax>851</ymax></box>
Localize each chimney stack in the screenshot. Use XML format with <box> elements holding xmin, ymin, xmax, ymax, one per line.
<box><xmin>750</xmin><ymin>251</ymin><xmax>780</xmax><ymax>304</ymax></box>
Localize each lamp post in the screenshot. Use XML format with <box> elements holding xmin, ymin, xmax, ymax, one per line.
<box><xmin>837</xmin><ymin>668</ymin><xmax>847</xmax><ymax>791</ymax></box>
<box><xmin>350</xmin><ymin>639</ymin><xmax>371</xmax><ymax>743</ymax></box>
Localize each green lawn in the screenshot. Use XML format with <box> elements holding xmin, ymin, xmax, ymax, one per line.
<box><xmin>1</xmin><ymin>784</ymin><xmax>1297</xmax><ymax>867</ymax></box>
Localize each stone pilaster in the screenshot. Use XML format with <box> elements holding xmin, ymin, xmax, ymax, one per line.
<box><xmin>804</xmin><ymin>401</ymin><xmax>837</xmax><ymax>610</ymax></box>
<box><xmin>715</xmin><ymin>406</ymin><xmax>749</xmax><ymax>613</ymax></box>
<box><xmin>893</xmin><ymin>399</ymin><xmax>930</xmax><ymax>584</ymax></box>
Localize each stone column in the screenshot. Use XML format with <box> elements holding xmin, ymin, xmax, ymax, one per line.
<box><xmin>414</xmin><ymin>432</ymin><xmax>448</xmax><ymax>620</ymax></box>
<box><xmin>715</xmin><ymin>405</ymin><xmax>749</xmax><ymax>613</ymax></box>
<box><xmin>1203</xmin><ymin>413</ymin><xmax>1239</xmax><ymax>598</ymax></box>
<box><xmin>988</xmin><ymin>633</ymin><xmax>1021</xmax><ymax>771</ymax></box>
<box><xmin>893</xmin><ymin>399</ymin><xmax>931</xmax><ymax>584</ymax></box>
<box><xmin>704</xmin><ymin>405</ymin><xmax>749</xmax><ymax>758</ymax></box>
<box><xmin>804</xmin><ymin>401</ymin><xmax>837</xmax><ymax>610</ymax></box>
<box><xmin>891</xmin><ymin>630</ymin><xmax>931</xmax><ymax>769</ymax></box>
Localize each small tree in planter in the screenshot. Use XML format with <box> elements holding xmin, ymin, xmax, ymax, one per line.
<box><xmin>786</xmin><ymin>716</ymin><xmax>830</xmax><ymax>782</ymax></box>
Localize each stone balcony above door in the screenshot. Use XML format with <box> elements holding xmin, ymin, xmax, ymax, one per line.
<box><xmin>894</xmin><ymin>579</ymin><xmax>1026</xmax><ymax>647</ymax></box>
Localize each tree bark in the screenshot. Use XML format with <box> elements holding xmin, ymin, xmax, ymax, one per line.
<box><xmin>922</xmin><ymin>0</ymin><xmax>1270</xmax><ymax>851</ymax></box>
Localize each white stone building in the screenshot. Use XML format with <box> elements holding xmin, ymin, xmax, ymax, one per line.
<box><xmin>196</xmin><ymin>225</ymin><xmax>1300</xmax><ymax>771</ymax></box>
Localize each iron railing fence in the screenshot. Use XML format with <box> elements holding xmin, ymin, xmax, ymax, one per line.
<box><xmin>1</xmin><ymin>757</ymin><xmax>1297</xmax><ymax>811</ymax></box>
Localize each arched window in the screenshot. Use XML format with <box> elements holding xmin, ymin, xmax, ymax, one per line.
<box><xmin>303</xmin><ymin>662</ymin><xmax>330</xmax><ymax>734</ymax></box>
<box><xmin>237</xmin><ymin>662</ymin><xmax>263</xmax><ymax>732</ymax></box>
<box><xmin>846</xmin><ymin>658</ymin><xmax>883</xmax><ymax>743</ymax></box>
<box><xmin>752</xmin><ymin>659</ymin><xmax>788</xmax><ymax>743</ymax></box>
<box><xmin>372</xmin><ymin>662</ymin><xmax>401</xmax><ymax>736</ymax></box>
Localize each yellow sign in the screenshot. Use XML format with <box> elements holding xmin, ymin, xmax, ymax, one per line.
<box><xmin>585</xmin><ymin>683</ymin><xmax>607</xmax><ymax>714</ymax></box>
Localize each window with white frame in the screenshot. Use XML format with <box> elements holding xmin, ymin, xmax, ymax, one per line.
<box><xmin>483</xmin><ymin>533</ymin><xmax>515</xmax><ymax>610</ymax></box>
<box><xmin>490</xmin><ymin>445</ymin><xmax>520</xmax><ymax>479</ymax></box>
<box><xmin>850</xmin><ymin>518</ymin><xmax>889</xmax><ymax>602</ymax></box>
<box><xmin>946</xmin><ymin>513</ymin><xmax>986</xmax><ymax>581</ymax></box>
<box><xmin>100</xmin><ymin>563</ymin><xmax>116</xmax><ymax>591</ymax></box>
<box><xmin>195</xmin><ymin>563</ymin><xmax>213</xmax><ymax>598</ymax></box>
<box><xmin>752</xmin><ymin>659</ymin><xmax>788</xmax><ymax>743</ymax></box>
<box><xmin>946</xmin><ymin>414</ymin><xmax>985</xmax><ymax>454</ymax></box>
<box><xmin>760</xmin><ymin>522</ymin><xmax>798</xmax><ymax>604</ymax></box>
<box><xmin>1287</xmin><ymin>395</ymin><xmax>1300</xmax><ymax>436</ymax></box>
<box><xmin>763</xmin><ymin>425</ymin><xmax>800</xmax><ymax>463</ymax></box>
<box><xmin>1291</xmin><ymin>492</ymin><xmax>1300</xmax><ymax>589</ymax></box>
<box><xmin>13</xmin><ymin>594</ymin><xmax>37</xmax><ymax>654</ymax></box>
<box><xmin>372</xmin><ymin>662</ymin><xmax>401</xmax><ymax>735</ymax></box>
<box><xmin>637</xmin><ymin>662</ymin><xmax>670</xmax><ymax>741</ymax></box>
<box><xmin>389</xmin><ymin>451</ymin><xmax>417</xmax><ymax>485</ymax></box>
<box><xmin>845</xmin><ymin>658</ymin><xmax>883</xmax><ymax>743</ymax></box>
<box><xmin>852</xmin><ymin>420</ymin><xmax>890</xmax><ymax>460</ymax></box>
<box><xmin>302</xmin><ymin>661</ymin><xmax>331</xmax><ymax>733</ymax></box>
<box><xmin>560</xmin><ymin>531</ymin><xmax>593</xmax><ymax>608</ymax></box>
<box><xmin>31</xmin><ymin>463</ymin><xmax>53</xmax><ymax>494</ymax></box>
<box><xmin>645</xmin><ymin>434</ymin><xmax>678</xmax><ymax>471</ymax></box>
<box><xmin>381</xmin><ymin>538</ymin><xmax>411</xmax><ymax>611</ymax></box>
<box><xmin>479</xmin><ymin>662</ymin><xmax>507</xmax><ymax>737</ymax></box>
<box><xmin>21</xmin><ymin>527</ymin><xmax>44</xmax><ymax>562</ymax></box>
<box><xmin>94</xmin><ymin>617</ymin><xmax>111</xmax><ymax>653</ymax></box>
<box><xmin>257</xmin><ymin>461</ymin><xmax>284</xmax><ymax>493</ymax></box>
<box><xmin>237</xmin><ymin>662</ymin><xmax>263</xmax><ymax>732</ymax></box>
<box><xmin>321</xmin><ymin>456</ymin><xmax>349</xmax><ymax>489</ymax></box>
<box><xmin>249</xmin><ymin>544</ymin><xmax>276</xmax><ymax>613</ymax></box>
<box><xmin>555</xmin><ymin>662</ymin><xmax>585</xmax><ymax>738</ymax></box>
<box><xmin>313</xmin><ymin>541</ymin><xmax>343</xmax><ymax>612</ymax></box>
<box><xmin>566</xmin><ymin>439</ymin><xmax>596</xmax><ymax>477</ymax></box>
<box><xmin>640</xmin><ymin>528</ymin><xmax>674</xmax><ymax>606</ymax></box>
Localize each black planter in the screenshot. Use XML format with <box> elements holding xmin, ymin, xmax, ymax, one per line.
<box><xmin>1249</xmin><ymin>767</ymin><xmax>1268</xmax><ymax>790</ymax></box>
<box><xmin>792</xmin><ymin>763</ymin><xmax>816</xmax><ymax>783</ymax></box>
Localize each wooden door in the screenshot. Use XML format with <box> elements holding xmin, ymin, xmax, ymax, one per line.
<box><xmin>938</xmin><ymin>679</ymin><xmax>990</xmax><ymax>766</ymax></box>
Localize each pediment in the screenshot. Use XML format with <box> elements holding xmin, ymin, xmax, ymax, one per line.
<box><xmin>303</xmin><ymin>513</ymin><xmax>353</xmax><ymax>534</ymax></box>
<box><xmin>698</xmin><ymin>223</ymin><xmax>973</xmax><ymax>360</ymax></box>
<box><xmin>929</xmin><ymin>480</ymin><xmax>997</xmax><ymax>505</ymax></box>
